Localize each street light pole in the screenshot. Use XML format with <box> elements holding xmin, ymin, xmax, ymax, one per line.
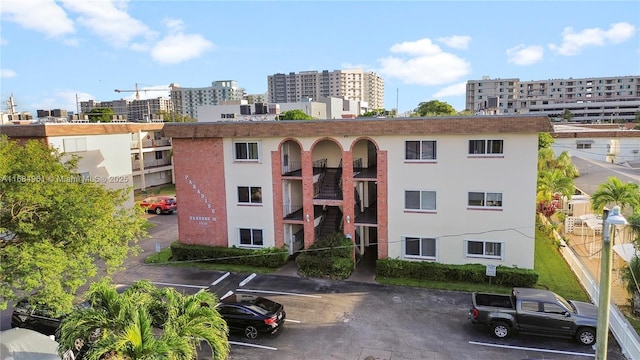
<box><xmin>595</xmin><ymin>206</ymin><xmax>627</xmax><ymax>360</ymax></box>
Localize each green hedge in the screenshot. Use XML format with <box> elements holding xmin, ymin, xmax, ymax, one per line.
<box><xmin>295</xmin><ymin>233</ymin><xmax>354</xmax><ymax>279</ymax></box>
<box><xmin>376</xmin><ymin>258</ymin><xmax>538</xmax><ymax>287</ymax></box>
<box><xmin>170</xmin><ymin>242</ymin><xmax>288</xmax><ymax>268</ymax></box>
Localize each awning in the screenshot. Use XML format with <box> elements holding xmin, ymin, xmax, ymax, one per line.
<box><xmin>576</xmin><ymin>140</ymin><xmax>595</xmax><ymax>144</ymax></box>
<box><xmin>614</xmin><ymin>243</ymin><xmax>639</xmax><ymax>263</ymax></box>
<box><xmin>0</xmin><ymin>328</ymin><xmax>61</xmax><ymax>360</ymax></box>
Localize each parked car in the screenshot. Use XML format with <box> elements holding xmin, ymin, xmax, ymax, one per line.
<box><xmin>11</xmin><ymin>299</ymin><xmax>90</xmax><ymax>357</ymax></box>
<box><xmin>139</xmin><ymin>196</ymin><xmax>177</xmax><ymax>214</ymax></box>
<box><xmin>468</xmin><ymin>287</ymin><xmax>598</xmax><ymax>345</ymax></box>
<box><xmin>217</xmin><ymin>294</ymin><xmax>286</xmax><ymax>339</ymax></box>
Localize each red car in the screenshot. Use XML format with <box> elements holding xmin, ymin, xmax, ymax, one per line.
<box><xmin>140</xmin><ymin>196</ymin><xmax>177</xmax><ymax>215</ymax></box>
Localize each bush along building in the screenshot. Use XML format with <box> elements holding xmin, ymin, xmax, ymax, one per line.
<box><xmin>164</xmin><ymin>115</ymin><xmax>552</xmax><ymax>270</ymax></box>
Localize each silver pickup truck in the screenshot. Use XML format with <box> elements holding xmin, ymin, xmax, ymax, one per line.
<box><xmin>468</xmin><ymin>287</ymin><xmax>599</xmax><ymax>345</ymax></box>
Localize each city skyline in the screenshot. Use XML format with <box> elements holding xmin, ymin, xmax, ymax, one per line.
<box><xmin>1</xmin><ymin>1</ymin><xmax>638</xmax><ymax>116</ymax></box>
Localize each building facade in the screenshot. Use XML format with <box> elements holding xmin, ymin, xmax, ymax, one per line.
<box><xmin>1</xmin><ymin>123</ymin><xmax>174</xmax><ymax>200</ymax></box>
<box><xmin>267</xmin><ymin>69</ymin><xmax>384</xmax><ymax>110</ymax></box>
<box><xmin>551</xmin><ymin>123</ymin><xmax>640</xmax><ymax>165</ymax></box>
<box><xmin>170</xmin><ymin>81</ymin><xmax>246</xmax><ymax>119</ymax></box>
<box><xmin>466</xmin><ymin>75</ymin><xmax>640</xmax><ymax>122</ymax></box>
<box><xmin>80</xmin><ymin>98</ymin><xmax>173</xmax><ymax>122</ymax></box>
<box><xmin>165</xmin><ymin>116</ymin><xmax>552</xmax><ymax>269</ymax></box>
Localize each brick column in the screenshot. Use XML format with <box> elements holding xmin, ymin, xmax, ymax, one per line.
<box><xmin>301</xmin><ymin>150</ymin><xmax>315</xmax><ymax>249</ymax></box>
<box><xmin>377</xmin><ymin>150</ymin><xmax>388</xmax><ymax>259</ymax></box>
<box><xmin>271</xmin><ymin>150</ymin><xmax>284</xmax><ymax>249</ymax></box>
<box><xmin>341</xmin><ymin>150</ymin><xmax>355</xmax><ymax>262</ymax></box>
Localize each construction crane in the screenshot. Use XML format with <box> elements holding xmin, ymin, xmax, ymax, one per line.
<box><xmin>114</xmin><ymin>83</ymin><xmax>169</xmax><ymax>100</ymax></box>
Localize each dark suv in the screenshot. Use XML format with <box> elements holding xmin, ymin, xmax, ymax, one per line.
<box><xmin>11</xmin><ymin>299</ymin><xmax>64</xmax><ymax>336</ymax></box>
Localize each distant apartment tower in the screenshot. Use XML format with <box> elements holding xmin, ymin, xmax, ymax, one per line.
<box><xmin>80</xmin><ymin>98</ymin><xmax>173</xmax><ymax>122</ymax></box>
<box><xmin>466</xmin><ymin>75</ymin><xmax>640</xmax><ymax>122</ymax></box>
<box><xmin>170</xmin><ymin>81</ymin><xmax>246</xmax><ymax>119</ymax></box>
<box><xmin>267</xmin><ymin>69</ymin><xmax>384</xmax><ymax>109</ymax></box>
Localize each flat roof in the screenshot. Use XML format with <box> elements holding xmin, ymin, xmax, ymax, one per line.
<box><xmin>0</xmin><ymin>123</ymin><xmax>166</xmax><ymax>138</ymax></box>
<box><xmin>164</xmin><ymin>115</ymin><xmax>552</xmax><ymax>139</ymax></box>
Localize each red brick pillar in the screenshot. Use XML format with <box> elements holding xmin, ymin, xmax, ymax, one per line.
<box><xmin>377</xmin><ymin>150</ymin><xmax>388</xmax><ymax>259</ymax></box>
<box><xmin>271</xmin><ymin>150</ymin><xmax>284</xmax><ymax>249</ymax></box>
<box><xmin>301</xmin><ymin>151</ymin><xmax>315</xmax><ymax>249</ymax></box>
<box><xmin>341</xmin><ymin>150</ymin><xmax>355</xmax><ymax>263</ymax></box>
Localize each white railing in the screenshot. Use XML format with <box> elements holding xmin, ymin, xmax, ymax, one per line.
<box><xmin>551</xmin><ymin>224</ymin><xmax>640</xmax><ymax>359</ymax></box>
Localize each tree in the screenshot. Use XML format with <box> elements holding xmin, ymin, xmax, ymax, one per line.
<box><xmin>0</xmin><ymin>137</ymin><xmax>147</xmax><ymax>314</ymax></box>
<box><xmin>58</xmin><ymin>280</ymin><xmax>230</xmax><ymax>360</ymax></box>
<box><xmin>590</xmin><ymin>176</ymin><xmax>640</xmax><ymax>214</ymax></box>
<box><xmin>87</xmin><ymin>107</ymin><xmax>115</xmax><ymax>123</ymax></box>
<box><xmin>279</xmin><ymin>109</ymin><xmax>313</xmax><ymax>120</ymax></box>
<box><xmin>538</xmin><ymin>132</ymin><xmax>555</xmax><ymax>150</ymax></box>
<box><xmin>537</xmin><ymin>169</ymin><xmax>575</xmax><ymax>203</ymax></box>
<box><xmin>359</xmin><ymin>109</ymin><xmax>386</xmax><ymax>117</ymax></box>
<box><xmin>414</xmin><ymin>100</ymin><xmax>457</xmax><ymax>116</ymax></box>
<box><xmin>156</xmin><ymin>110</ymin><xmax>196</xmax><ymax>123</ymax></box>
<box><xmin>561</xmin><ymin>109</ymin><xmax>573</xmax><ymax>122</ymax></box>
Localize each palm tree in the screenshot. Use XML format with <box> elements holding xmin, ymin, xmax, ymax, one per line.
<box><xmin>590</xmin><ymin>177</ymin><xmax>640</xmax><ymax>214</ymax></box>
<box><xmin>554</xmin><ymin>151</ymin><xmax>579</xmax><ymax>178</ymax></box>
<box><xmin>57</xmin><ymin>279</ymin><xmax>229</xmax><ymax>360</ymax></box>
<box><xmin>537</xmin><ymin>169</ymin><xmax>574</xmax><ymax>202</ymax></box>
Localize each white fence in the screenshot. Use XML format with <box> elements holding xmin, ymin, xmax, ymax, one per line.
<box><xmin>554</xmin><ymin>227</ymin><xmax>640</xmax><ymax>359</ymax></box>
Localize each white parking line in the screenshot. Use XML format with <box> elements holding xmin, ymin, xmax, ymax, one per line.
<box><xmin>152</xmin><ymin>282</ymin><xmax>208</xmax><ymax>289</ymax></box>
<box><xmin>285</xmin><ymin>319</ymin><xmax>301</xmax><ymax>323</ymax></box>
<box><xmin>239</xmin><ymin>273</ymin><xmax>257</xmax><ymax>287</ymax></box>
<box><xmin>236</xmin><ymin>288</ymin><xmax>322</xmax><ymax>298</ymax></box>
<box><xmin>229</xmin><ymin>341</ymin><xmax>277</xmax><ymax>351</ymax></box>
<box><xmin>468</xmin><ymin>341</ymin><xmax>595</xmax><ymax>357</ymax></box>
<box><xmin>220</xmin><ymin>290</ymin><xmax>234</xmax><ymax>300</ymax></box>
<box><xmin>211</xmin><ymin>272</ymin><xmax>230</xmax><ymax>286</ymax></box>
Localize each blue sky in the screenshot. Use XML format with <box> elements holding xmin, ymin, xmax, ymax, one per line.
<box><xmin>1</xmin><ymin>1</ymin><xmax>639</xmax><ymax>116</ymax></box>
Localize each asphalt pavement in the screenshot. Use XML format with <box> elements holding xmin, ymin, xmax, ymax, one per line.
<box><xmin>1</xmin><ymin>212</ymin><xmax>629</xmax><ymax>360</ymax></box>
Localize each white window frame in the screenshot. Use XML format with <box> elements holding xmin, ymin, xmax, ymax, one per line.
<box><xmin>238</xmin><ymin>228</ymin><xmax>264</xmax><ymax>248</ymax></box>
<box><xmin>404</xmin><ymin>190</ymin><xmax>436</xmax><ymax>211</ymax></box>
<box><xmin>403</xmin><ymin>236</ymin><xmax>437</xmax><ymax>260</ymax></box>
<box><xmin>63</xmin><ymin>138</ymin><xmax>87</xmax><ymax>153</ymax></box>
<box><xmin>234</xmin><ymin>141</ymin><xmax>261</xmax><ymax>162</ymax></box>
<box><xmin>237</xmin><ymin>186</ymin><xmax>262</xmax><ymax>205</ymax></box>
<box><xmin>465</xmin><ymin>240</ymin><xmax>504</xmax><ymax>260</ymax></box>
<box><xmin>468</xmin><ymin>191</ymin><xmax>503</xmax><ymax>208</ymax></box>
<box><xmin>405</xmin><ymin>140</ymin><xmax>437</xmax><ymax>161</ymax></box>
<box><xmin>468</xmin><ymin>139</ymin><xmax>504</xmax><ymax>156</ymax></box>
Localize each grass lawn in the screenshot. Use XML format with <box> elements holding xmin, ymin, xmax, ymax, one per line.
<box><xmin>134</xmin><ymin>184</ymin><xmax>176</xmax><ymax>201</ymax></box>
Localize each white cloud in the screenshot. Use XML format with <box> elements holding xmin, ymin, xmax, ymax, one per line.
<box><xmin>151</xmin><ymin>33</ymin><xmax>214</xmax><ymax>65</ymax></box>
<box><xmin>0</xmin><ymin>38</ymin><xmax>8</xmax><ymax>45</ymax></box>
<box><xmin>506</xmin><ymin>45</ymin><xmax>544</xmax><ymax>65</ymax></box>
<box><xmin>61</xmin><ymin>0</ymin><xmax>155</xmax><ymax>48</ymax></box>
<box><xmin>379</xmin><ymin>38</ymin><xmax>471</xmax><ymax>85</ymax></box>
<box><xmin>1</xmin><ymin>69</ymin><xmax>17</xmax><ymax>78</ymax></box>
<box><xmin>0</xmin><ymin>0</ymin><xmax>74</xmax><ymax>38</ymax></box>
<box><xmin>437</xmin><ymin>35</ymin><xmax>471</xmax><ymax>50</ymax></box>
<box><xmin>432</xmin><ymin>82</ymin><xmax>467</xmax><ymax>98</ymax></box>
<box><xmin>549</xmin><ymin>21</ymin><xmax>637</xmax><ymax>56</ymax></box>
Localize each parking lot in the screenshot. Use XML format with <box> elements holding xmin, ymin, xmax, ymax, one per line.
<box><xmin>2</xmin><ymin>212</ymin><xmax>628</xmax><ymax>359</ymax></box>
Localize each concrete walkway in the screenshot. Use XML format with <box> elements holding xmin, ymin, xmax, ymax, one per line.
<box><xmin>564</xmin><ymin>231</ymin><xmax>630</xmax><ymax>306</ymax></box>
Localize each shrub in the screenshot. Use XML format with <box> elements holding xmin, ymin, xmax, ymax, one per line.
<box><xmin>170</xmin><ymin>242</ymin><xmax>288</xmax><ymax>268</ymax></box>
<box><xmin>376</xmin><ymin>258</ymin><xmax>538</xmax><ymax>287</ymax></box>
<box><xmin>295</xmin><ymin>233</ymin><xmax>354</xmax><ymax>279</ymax></box>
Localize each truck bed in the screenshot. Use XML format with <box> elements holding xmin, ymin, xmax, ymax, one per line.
<box><xmin>473</xmin><ymin>293</ymin><xmax>514</xmax><ymax>308</ymax></box>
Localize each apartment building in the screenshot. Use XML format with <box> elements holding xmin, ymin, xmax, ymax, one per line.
<box><xmin>170</xmin><ymin>81</ymin><xmax>246</xmax><ymax>119</ymax></box>
<box><xmin>466</xmin><ymin>75</ymin><xmax>640</xmax><ymax>122</ymax></box>
<box><xmin>551</xmin><ymin>123</ymin><xmax>640</xmax><ymax>165</ymax></box>
<box><xmin>164</xmin><ymin>115</ymin><xmax>552</xmax><ymax>269</ymax></box>
<box><xmin>80</xmin><ymin>98</ymin><xmax>174</xmax><ymax>122</ymax></box>
<box><xmin>1</xmin><ymin>123</ymin><xmax>174</xmax><ymax>206</ymax></box>
<box><xmin>267</xmin><ymin>69</ymin><xmax>385</xmax><ymax>110</ymax></box>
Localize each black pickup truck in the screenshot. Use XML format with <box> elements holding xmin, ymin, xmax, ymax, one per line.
<box><xmin>468</xmin><ymin>287</ymin><xmax>599</xmax><ymax>345</ymax></box>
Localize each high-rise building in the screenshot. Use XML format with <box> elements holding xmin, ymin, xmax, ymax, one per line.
<box><xmin>80</xmin><ymin>98</ymin><xmax>173</xmax><ymax>122</ymax></box>
<box><xmin>267</xmin><ymin>69</ymin><xmax>384</xmax><ymax>110</ymax></box>
<box><xmin>466</xmin><ymin>75</ymin><xmax>640</xmax><ymax>122</ymax></box>
<box><xmin>170</xmin><ymin>80</ymin><xmax>246</xmax><ymax>119</ymax></box>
